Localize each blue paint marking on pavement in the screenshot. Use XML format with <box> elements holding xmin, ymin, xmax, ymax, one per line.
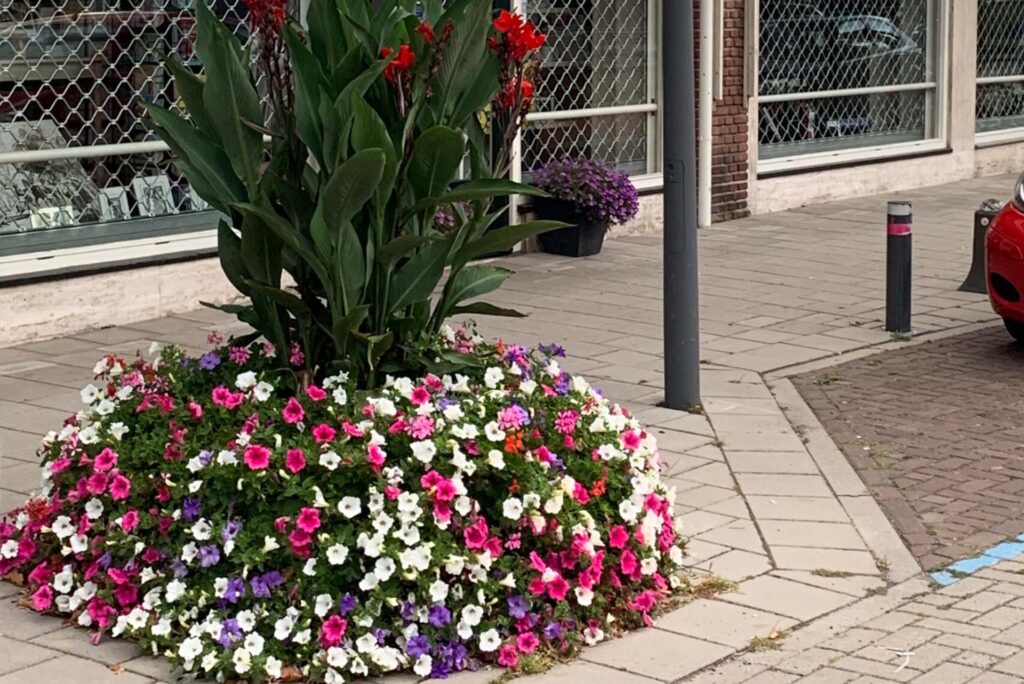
<box><xmin>930</xmin><ymin>534</ymin><xmax>1024</xmax><ymax>585</ymax></box>
<box><xmin>929</xmin><ymin>571</ymin><xmax>957</xmax><ymax>587</ymax></box>
<box><xmin>985</xmin><ymin>541</ymin><xmax>1024</xmax><ymax>560</ymax></box>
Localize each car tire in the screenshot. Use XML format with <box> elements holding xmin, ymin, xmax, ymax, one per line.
<box><xmin>1005</xmin><ymin>318</ymin><xmax>1024</xmax><ymax>344</ymax></box>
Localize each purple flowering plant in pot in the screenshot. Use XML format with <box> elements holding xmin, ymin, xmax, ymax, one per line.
<box><xmin>531</xmin><ymin>158</ymin><xmax>640</xmax><ymax>257</ymax></box>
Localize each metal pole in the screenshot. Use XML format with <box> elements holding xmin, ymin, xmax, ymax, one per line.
<box><xmin>663</xmin><ymin>0</ymin><xmax>701</xmax><ymax>409</ymax></box>
<box><xmin>885</xmin><ymin>201</ymin><xmax>913</xmax><ymax>333</ymax></box>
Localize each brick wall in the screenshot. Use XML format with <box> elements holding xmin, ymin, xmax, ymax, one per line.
<box><xmin>705</xmin><ymin>0</ymin><xmax>750</xmax><ymax>222</ymax></box>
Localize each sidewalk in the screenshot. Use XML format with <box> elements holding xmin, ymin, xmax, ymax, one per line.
<box><xmin>0</xmin><ymin>173</ymin><xmax>1020</xmax><ymax>683</ymax></box>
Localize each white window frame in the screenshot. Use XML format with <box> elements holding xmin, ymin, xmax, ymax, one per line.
<box><xmin>975</xmin><ymin>78</ymin><xmax>1024</xmax><ymax>147</ymax></box>
<box><xmin>754</xmin><ymin>0</ymin><xmax>951</xmax><ymax>175</ymax></box>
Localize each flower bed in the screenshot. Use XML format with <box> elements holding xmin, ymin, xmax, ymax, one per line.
<box><xmin>0</xmin><ymin>330</ymin><xmax>685</xmax><ymax>682</ymax></box>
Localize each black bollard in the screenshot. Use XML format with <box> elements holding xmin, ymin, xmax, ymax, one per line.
<box><xmin>886</xmin><ymin>201</ymin><xmax>912</xmax><ymax>334</ymax></box>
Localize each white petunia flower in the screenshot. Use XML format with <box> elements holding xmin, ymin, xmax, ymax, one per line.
<box><xmin>326</xmin><ymin>543</ymin><xmax>349</xmax><ymax>565</ymax></box>
<box><xmin>80</xmin><ymin>384</ymin><xmax>100</xmax><ymax>404</ymax></box>
<box><xmin>487</xmin><ymin>449</ymin><xmax>505</xmax><ymax>469</ymax></box>
<box><xmin>303</xmin><ymin>558</ymin><xmax>317</xmax><ymax>576</ymax></box>
<box><xmin>619</xmin><ymin>499</ymin><xmax>640</xmax><ymax>523</ymax></box>
<box><xmin>252</xmin><ymin>381</ymin><xmax>274</xmax><ymax>402</ymax></box>
<box><xmin>216</xmin><ymin>450</ymin><xmax>238</xmax><ymax>466</ymax></box>
<box><xmin>265</xmin><ymin>656</ymin><xmax>283</xmax><ymax>679</ymax></box>
<box><xmin>235</xmin><ymin>371</ymin><xmax>258</xmax><ymax>390</ymax></box>
<box><xmin>191</xmin><ymin>520</ymin><xmax>212</xmax><ymax>541</ymax></box>
<box><xmin>52</xmin><ymin>566</ymin><xmax>74</xmax><ymax>593</ymax></box>
<box><xmin>358</xmin><ymin>572</ymin><xmax>379</xmax><ymax>591</ymax></box>
<box><xmin>374</xmin><ymin>557</ymin><xmax>396</xmax><ymax>582</ymax></box>
<box><xmin>233</xmin><ymin>647</ymin><xmax>252</xmax><ymax>674</ymax></box>
<box><xmin>273</xmin><ymin>616</ymin><xmax>294</xmax><ymax>640</ymax></box>
<box><xmin>165</xmin><ymin>579</ymin><xmax>187</xmax><ymax>602</ymax></box>
<box><xmin>327</xmin><ymin>647</ymin><xmax>349</xmax><ymax>668</ymax></box>
<box><xmin>236</xmin><ymin>610</ymin><xmax>256</xmax><ymax>632</ymax></box>
<box><xmin>461</xmin><ymin>604</ymin><xmax>483</xmax><ymax>626</ymax></box>
<box><xmin>292</xmin><ymin>628</ymin><xmax>311</xmax><ymax>645</ymax></box>
<box><xmin>262</xmin><ymin>535</ymin><xmax>280</xmax><ymax>553</ymax></box>
<box><xmin>479</xmin><ymin>629</ymin><xmax>501</xmax><ymax>652</ymax></box>
<box><xmin>484</xmin><ymin>422</ymin><xmax>505</xmax><ymax>442</ymax></box>
<box><xmin>51</xmin><ymin>515</ymin><xmax>74</xmax><ymax>539</ymax></box>
<box><xmin>575</xmin><ymin>586</ymin><xmax>594</xmax><ymax>606</ymax></box>
<box><xmin>108</xmin><ymin>422</ymin><xmax>129</xmax><ymax>440</ymax></box>
<box><xmin>243</xmin><ymin>632</ymin><xmax>264</xmax><ymax>655</ymax></box>
<box><xmin>338</xmin><ymin>496</ymin><xmax>362</xmax><ymax>518</ymax></box>
<box><xmin>0</xmin><ymin>540</ymin><xmax>18</xmax><ymax>559</ymax></box>
<box><xmin>186</xmin><ymin>457</ymin><xmax>205</xmax><ymax>473</ymax></box>
<box><xmin>94</xmin><ymin>399</ymin><xmax>116</xmax><ymax>416</ymax></box>
<box><xmin>502</xmin><ymin>497</ymin><xmax>524</xmax><ymax>520</ymax></box>
<box><xmin>314</xmin><ymin>593</ymin><xmax>334</xmax><ymax>617</ymax></box>
<box><xmin>414</xmin><ymin>655</ymin><xmax>433</xmax><ymax>677</ymax></box>
<box><xmin>483</xmin><ymin>367</ymin><xmax>504</xmax><ymax>388</ymax></box>
<box><xmin>178</xmin><ymin>636</ymin><xmax>203</xmax><ymax>661</ymax></box>
<box><xmin>410</xmin><ymin>440</ymin><xmax>436</xmax><ymax>464</ymax></box>
<box><xmin>152</xmin><ymin>618</ymin><xmax>172</xmax><ymax>637</ymax></box>
<box><xmin>320</xmin><ymin>451</ymin><xmax>341</xmax><ymax>470</ymax></box>
<box><xmin>69</xmin><ymin>534</ymin><xmax>88</xmax><ymax>553</ymax></box>
<box><xmin>428</xmin><ymin>579</ymin><xmax>449</xmax><ymax>602</ymax></box>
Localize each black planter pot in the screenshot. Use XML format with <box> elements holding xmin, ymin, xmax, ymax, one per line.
<box><xmin>533</xmin><ymin>197</ymin><xmax>609</xmax><ymax>258</ymax></box>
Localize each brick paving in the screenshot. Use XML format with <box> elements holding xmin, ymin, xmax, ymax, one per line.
<box><xmin>793</xmin><ymin>326</ymin><xmax>1024</xmax><ymax>572</ymax></box>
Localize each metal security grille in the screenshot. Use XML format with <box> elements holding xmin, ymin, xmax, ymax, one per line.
<box><xmin>977</xmin><ymin>0</ymin><xmax>1024</xmax><ymax>136</ymax></box>
<box><xmin>0</xmin><ymin>1</ymin><xmax>251</xmax><ymax>241</ymax></box>
<box><xmin>518</xmin><ymin>0</ymin><xmax>658</xmax><ymax>180</ymax></box>
<box><xmin>758</xmin><ymin>0</ymin><xmax>940</xmax><ymax>163</ymax></box>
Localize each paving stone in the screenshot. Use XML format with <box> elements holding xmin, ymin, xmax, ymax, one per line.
<box><xmin>0</xmin><ymin>655</ymin><xmax>151</xmax><ymax>684</ymax></box>
<box><xmin>794</xmin><ymin>668</ymin><xmax>860</xmax><ymax>683</ymax></box>
<box><xmin>746</xmin><ymin>496</ymin><xmax>850</xmax><ymax>523</ymax></box>
<box><xmin>694</xmin><ymin>549</ymin><xmax>773</xmax><ymax>582</ymax></box>
<box><xmin>970</xmin><ymin>605</ymin><xmax>1024</xmax><ymax>630</ymax></box>
<box><xmin>992</xmin><ymin>650</ymin><xmax>1024</xmax><ymax>677</ymax></box>
<box><xmin>0</xmin><ymin>598</ymin><xmax>66</xmax><ymax>639</ymax></box>
<box><xmin>760</xmin><ymin>521</ymin><xmax>868</xmax><ymax>551</ymax></box>
<box><xmin>770</xmin><ymin>547</ymin><xmax>880</xmax><ymax>575</ymax></box>
<box><xmin>582</xmin><ymin>628</ymin><xmax>733</xmax><ymax>681</ymax></box>
<box><xmin>726</xmin><ymin>452</ymin><xmax>820</xmax><ymax>475</ymax></box>
<box><xmin>657</xmin><ymin>599</ymin><xmax>797</xmax><ymax>648</ymax></box>
<box><xmin>696</xmin><ymin>519</ymin><xmax>767</xmax><ymax>554</ymax></box>
<box><xmin>775</xmin><ymin>647</ymin><xmax>845</xmax><ymax>675</ymax></box>
<box><xmin>735</xmin><ymin>474</ymin><xmax>834</xmax><ymax>498</ymax></box>
<box><xmin>527</xmin><ymin>661</ymin><xmax>659</xmax><ymax>683</ymax></box>
<box><xmin>908</xmin><ymin>662</ymin><xmax>982</xmax><ymax>683</ymax></box>
<box><xmin>0</xmin><ymin>636</ymin><xmax>57</xmax><ymax>675</ymax></box>
<box><xmin>773</xmin><ymin>571</ymin><xmax>887</xmax><ymax>598</ymax></box>
<box><xmin>31</xmin><ymin>625</ymin><xmax>147</xmax><ymax>664</ymax></box>
<box><xmin>720</xmin><ymin>575</ymin><xmax>856</xmax><ymax>621</ymax></box>
<box><xmin>969</xmin><ymin>673</ymin><xmax>1023</xmax><ymax>684</ymax></box>
<box><xmin>829</xmin><ymin>654</ymin><xmax>921</xmax><ymax>682</ymax></box>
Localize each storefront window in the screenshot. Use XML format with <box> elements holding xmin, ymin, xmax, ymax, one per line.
<box><xmin>0</xmin><ymin>1</ymin><xmax>251</xmax><ymax>254</ymax></box>
<box><xmin>757</xmin><ymin>0</ymin><xmax>941</xmax><ymax>166</ymax></box>
<box><xmin>976</xmin><ymin>0</ymin><xmax>1024</xmax><ymax>137</ymax></box>
<box><xmin>520</xmin><ymin>0</ymin><xmax>658</xmax><ymax>180</ymax></box>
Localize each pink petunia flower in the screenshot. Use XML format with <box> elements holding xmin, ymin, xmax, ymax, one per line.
<box><xmin>312</xmin><ymin>423</ymin><xmax>337</xmax><ymax>444</ymax></box>
<box><xmin>243</xmin><ymin>444</ymin><xmax>271</xmax><ymax>470</ymax></box>
<box><xmin>305</xmin><ymin>385</ymin><xmax>327</xmax><ymax>401</ymax></box>
<box><xmin>31</xmin><ymin>584</ymin><xmax>53</xmax><ymax>611</ymax></box>
<box><xmin>463</xmin><ymin>518</ymin><xmax>489</xmax><ymax>550</ymax></box>
<box><xmin>367</xmin><ymin>444</ymin><xmax>386</xmax><ymax>472</ymax></box>
<box><xmin>517</xmin><ymin>631</ymin><xmax>539</xmax><ymax>654</ymax></box>
<box><xmin>320</xmin><ymin>614</ymin><xmax>348</xmax><ymax>648</ymax></box>
<box><xmin>405</xmin><ymin>415</ymin><xmax>434</xmax><ymax>439</ymax></box>
<box><xmin>282</xmin><ymin>397</ymin><xmax>305</xmax><ymax>424</ymax></box>
<box><xmin>296</xmin><ymin>507</ymin><xmax>321</xmax><ymax>534</ymax></box>
<box><xmin>342</xmin><ymin>421</ymin><xmax>364</xmax><ymax>438</ymax></box>
<box><xmin>546</xmin><ymin>575</ymin><xmax>569</xmax><ymax>601</ymax></box>
<box><xmin>120</xmin><ymin>509</ymin><xmax>140</xmax><ymax>533</ymax></box>
<box><xmin>93</xmin><ymin>448</ymin><xmax>118</xmax><ymax>472</ymax></box>
<box><xmin>187</xmin><ymin>401</ymin><xmax>203</xmax><ymax>419</ymax></box>
<box><xmin>621</xmin><ymin>429</ymin><xmax>642</xmax><ymax>451</ymax></box>
<box><xmin>608</xmin><ymin>525</ymin><xmax>629</xmax><ymax>549</ymax></box>
<box><xmin>109</xmin><ymin>474</ymin><xmax>131</xmax><ymax>500</ymax></box>
<box><xmin>409</xmin><ymin>386</ymin><xmax>431</xmax><ymax>406</ymax></box>
<box><xmin>284</xmin><ymin>448</ymin><xmax>306</xmax><ymax>474</ymax></box>
<box><xmin>497</xmin><ymin>643</ymin><xmax>519</xmax><ymax>668</ymax></box>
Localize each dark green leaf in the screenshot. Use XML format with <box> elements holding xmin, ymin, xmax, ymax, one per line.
<box><xmin>334</xmin><ymin>222</ymin><xmax>366</xmax><ymax>312</ymax></box>
<box><xmin>162</xmin><ymin>59</ymin><xmax>216</xmax><ymax>137</ymax></box>
<box><xmin>407</xmin><ymin>126</ymin><xmax>464</xmax><ymax>201</ymax></box>
<box><xmin>439</xmin><ymin>265</ymin><xmax>513</xmax><ymax>318</ymax></box>
<box><xmin>216</xmin><ymin>221</ymin><xmax>251</xmax><ymax>295</ymax></box>
<box><xmin>285</xmin><ymin>27</ymin><xmax>331</xmax><ymax>166</ymax></box>
<box><xmin>377</xmin><ymin>235</ymin><xmax>440</xmax><ymax>269</ymax></box>
<box><xmin>233</xmin><ymin>202</ymin><xmax>332</xmax><ymax>292</ymax></box>
<box><xmin>388</xmin><ymin>239</ymin><xmax>448</xmax><ymax>311</ymax></box>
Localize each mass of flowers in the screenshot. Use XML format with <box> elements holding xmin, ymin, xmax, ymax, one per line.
<box><xmin>0</xmin><ymin>329</ymin><xmax>686</xmax><ymax>682</ymax></box>
<box><xmin>533</xmin><ymin>158</ymin><xmax>641</xmax><ymax>226</ymax></box>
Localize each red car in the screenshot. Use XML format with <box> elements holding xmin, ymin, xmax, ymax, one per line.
<box><xmin>987</xmin><ymin>172</ymin><xmax>1024</xmax><ymax>343</ymax></box>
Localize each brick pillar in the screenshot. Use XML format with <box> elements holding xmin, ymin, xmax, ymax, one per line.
<box><xmin>708</xmin><ymin>0</ymin><xmax>750</xmax><ymax>221</ymax></box>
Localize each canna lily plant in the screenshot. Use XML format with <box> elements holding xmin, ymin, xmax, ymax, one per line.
<box><xmin>145</xmin><ymin>0</ymin><xmax>558</xmax><ymax>387</ymax></box>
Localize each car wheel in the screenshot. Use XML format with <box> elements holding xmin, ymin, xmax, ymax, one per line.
<box><xmin>1005</xmin><ymin>318</ymin><xmax>1024</xmax><ymax>344</ymax></box>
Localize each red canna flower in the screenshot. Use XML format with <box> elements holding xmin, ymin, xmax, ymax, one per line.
<box><xmin>415</xmin><ymin>21</ymin><xmax>435</xmax><ymax>43</ymax></box>
<box><xmin>381</xmin><ymin>44</ymin><xmax>416</xmax><ymax>84</ymax></box>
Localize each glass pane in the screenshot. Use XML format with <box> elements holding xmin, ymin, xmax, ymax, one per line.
<box><xmin>976</xmin><ymin>0</ymin><xmax>1024</xmax><ymax>133</ymax></box>
<box><xmin>523</xmin><ymin>0</ymin><xmax>653</xmax><ymax>175</ymax></box>
<box><xmin>758</xmin><ymin>0</ymin><xmax>937</xmax><ymax>160</ymax></box>
<box><xmin>0</xmin><ymin>0</ymin><xmax>253</xmax><ymax>238</ymax></box>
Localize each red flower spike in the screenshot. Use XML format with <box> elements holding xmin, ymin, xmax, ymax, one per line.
<box><xmin>381</xmin><ymin>44</ymin><xmax>416</xmax><ymax>84</ymax></box>
<box><xmin>415</xmin><ymin>21</ymin><xmax>435</xmax><ymax>43</ymax></box>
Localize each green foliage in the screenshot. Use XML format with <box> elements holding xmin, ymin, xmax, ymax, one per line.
<box><xmin>146</xmin><ymin>0</ymin><xmax>559</xmax><ymax>386</ymax></box>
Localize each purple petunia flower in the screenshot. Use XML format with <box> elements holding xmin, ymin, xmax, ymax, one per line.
<box><xmin>399</xmin><ymin>600</ymin><xmax>416</xmax><ymax>621</ymax></box>
<box><xmin>543</xmin><ymin>621</ymin><xmax>563</xmax><ymax>641</ymax></box>
<box><xmin>198</xmin><ymin>450</ymin><xmax>213</xmax><ymax>466</ymax></box>
<box><xmin>171</xmin><ymin>559</ymin><xmax>188</xmax><ymax>578</ymax></box>
<box><xmin>218</xmin><ymin>618</ymin><xmax>241</xmax><ymax>649</ymax></box>
<box><xmin>250</xmin><ymin>570</ymin><xmax>284</xmax><ymax>598</ymax></box>
<box><xmin>222</xmin><ymin>577</ymin><xmax>246</xmax><ymax>604</ymax></box>
<box><xmin>427</xmin><ymin>604</ymin><xmax>451</xmax><ymax>627</ymax></box>
<box><xmin>538</xmin><ymin>342</ymin><xmax>566</xmax><ymax>358</ymax></box>
<box><xmin>198</xmin><ymin>544</ymin><xmax>220</xmax><ymax>568</ymax></box>
<box><xmin>533</xmin><ymin>158</ymin><xmax>640</xmax><ymax>226</ymax></box>
<box><xmin>339</xmin><ymin>592</ymin><xmax>357</xmax><ymax>615</ymax></box>
<box><xmin>198</xmin><ymin>351</ymin><xmax>221</xmax><ymax>370</ymax></box>
<box><xmin>507</xmin><ymin>594</ymin><xmax>528</xmax><ymax>618</ymax></box>
<box><xmin>182</xmin><ymin>497</ymin><xmax>201</xmax><ymax>521</ymax></box>
<box><xmin>406</xmin><ymin>634</ymin><xmax>430</xmax><ymax>658</ymax></box>
<box><xmin>221</xmin><ymin>520</ymin><xmax>242</xmax><ymax>542</ymax></box>
<box><xmin>372</xmin><ymin>627</ymin><xmax>389</xmax><ymax>645</ymax></box>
